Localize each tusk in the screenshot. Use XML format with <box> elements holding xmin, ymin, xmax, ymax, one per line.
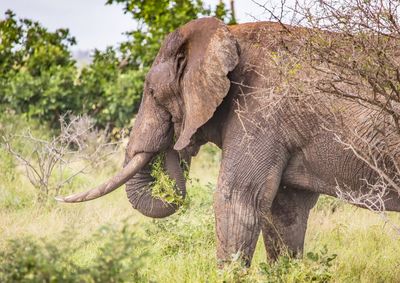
<box><xmin>55</xmin><ymin>152</ymin><xmax>153</xmax><ymax>203</ymax></box>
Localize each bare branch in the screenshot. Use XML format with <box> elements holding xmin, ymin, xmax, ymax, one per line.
<box><xmin>2</xmin><ymin>114</ymin><xmax>122</xmax><ymax>204</ymax></box>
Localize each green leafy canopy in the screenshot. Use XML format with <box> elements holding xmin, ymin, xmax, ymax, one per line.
<box><xmin>0</xmin><ymin>1</ymin><xmax>235</xmax><ymax>129</ymax></box>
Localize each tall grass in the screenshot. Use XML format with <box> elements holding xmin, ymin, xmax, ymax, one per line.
<box><xmin>1</xmin><ymin>115</ymin><xmax>399</xmax><ymax>282</ymax></box>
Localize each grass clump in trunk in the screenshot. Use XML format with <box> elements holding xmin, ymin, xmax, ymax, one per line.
<box><xmin>150</xmin><ymin>153</ymin><xmax>184</xmax><ymax>206</ymax></box>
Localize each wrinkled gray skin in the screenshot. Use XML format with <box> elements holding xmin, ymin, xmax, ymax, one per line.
<box><xmin>59</xmin><ymin>18</ymin><xmax>400</xmax><ymax>265</ymax></box>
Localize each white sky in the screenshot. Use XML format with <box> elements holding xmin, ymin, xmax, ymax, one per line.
<box><xmin>0</xmin><ymin>0</ymin><xmax>272</xmax><ymax>51</ymax></box>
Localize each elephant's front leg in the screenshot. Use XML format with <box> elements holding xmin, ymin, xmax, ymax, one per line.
<box><xmin>260</xmin><ymin>187</ymin><xmax>319</xmax><ymax>261</ymax></box>
<box><xmin>214</xmin><ymin>186</ymin><xmax>261</xmax><ymax>266</ymax></box>
<box><xmin>214</xmin><ymin>147</ymin><xmax>288</xmax><ymax>266</ymax></box>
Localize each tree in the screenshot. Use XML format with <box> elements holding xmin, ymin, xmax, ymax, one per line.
<box><xmin>0</xmin><ymin>10</ymin><xmax>78</xmax><ymax>126</ymax></box>
<box><xmin>106</xmin><ymin>0</ymin><xmax>235</xmax><ymax>68</ymax></box>
<box><xmin>78</xmin><ymin>48</ymin><xmax>143</xmax><ymax>128</ymax></box>
<box><xmin>0</xmin><ymin>1</ymin><xmax>237</xmax><ymax>129</ymax></box>
<box><xmin>83</xmin><ymin>0</ymin><xmax>237</xmax><ymax>128</ymax></box>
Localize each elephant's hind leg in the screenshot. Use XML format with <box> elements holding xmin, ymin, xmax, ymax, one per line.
<box><xmin>260</xmin><ymin>187</ymin><xmax>319</xmax><ymax>261</ymax></box>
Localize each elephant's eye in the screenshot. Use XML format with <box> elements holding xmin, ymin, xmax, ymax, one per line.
<box><xmin>148</xmin><ymin>87</ymin><xmax>155</xmax><ymax>97</ymax></box>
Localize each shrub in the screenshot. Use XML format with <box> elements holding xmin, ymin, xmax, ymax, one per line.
<box><xmin>258</xmin><ymin>246</ymin><xmax>337</xmax><ymax>283</ymax></box>
<box><xmin>0</xmin><ymin>223</ymin><xmax>147</xmax><ymax>283</ymax></box>
<box><xmin>0</xmin><ymin>112</ymin><xmax>46</xmax><ymax>210</ymax></box>
<box><xmin>2</xmin><ymin>114</ymin><xmax>121</xmax><ymax>205</ymax></box>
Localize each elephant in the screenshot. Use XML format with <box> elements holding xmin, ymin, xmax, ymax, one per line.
<box><xmin>56</xmin><ymin>17</ymin><xmax>400</xmax><ymax>265</ymax></box>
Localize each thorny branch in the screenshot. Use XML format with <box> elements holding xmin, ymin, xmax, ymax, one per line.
<box><xmin>250</xmin><ymin>0</ymin><xmax>400</xmax><ymax>234</ymax></box>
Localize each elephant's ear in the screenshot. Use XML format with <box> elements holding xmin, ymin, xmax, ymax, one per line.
<box><xmin>173</xmin><ymin>18</ymin><xmax>239</xmax><ymax>151</ymax></box>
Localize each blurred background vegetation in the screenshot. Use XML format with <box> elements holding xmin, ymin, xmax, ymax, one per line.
<box><xmin>1</xmin><ymin>1</ymin><xmax>400</xmax><ymax>282</ymax></box>
<box><xmin>0</xmin><ymin>0</ymin><xmax>235</xmax><ymax>129</ymax></box>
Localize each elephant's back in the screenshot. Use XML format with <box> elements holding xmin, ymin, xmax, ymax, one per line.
<box><xmin>228</xmin><ymin>21</ymin><xmax>309</xmax><ymax>52</ymax></box>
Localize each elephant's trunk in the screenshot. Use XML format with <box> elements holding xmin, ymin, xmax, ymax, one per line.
<box><xmin>125</xmin><ymin>149</ymin><xmax>187</xmax><ymax>218</ymax></box>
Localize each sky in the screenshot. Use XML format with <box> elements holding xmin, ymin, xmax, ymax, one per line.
<box><xmin>0</xmin><ymin>0</ymin><xmax>271</xmax><ymax>52</ymax></box>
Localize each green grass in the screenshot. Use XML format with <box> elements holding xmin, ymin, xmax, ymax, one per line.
<box><xmin>1</xmin><ymin>117</ymin><xmax>400</xmax><ymax>282</ymax></box>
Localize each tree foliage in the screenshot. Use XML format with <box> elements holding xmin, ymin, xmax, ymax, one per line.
<box><xmin>107</xmin><ymin>0</ymin><xmax>234</xmax><ymax>68</ymax></box>
<box><xmin>0</xmin><ymin>1</ymin><xmax>236</xmax><ymax>128</ymax></box>
<box><xmin>78</xmin><ymin>48</ymin><xmax>143</xmax><ymax>128</ymax></box>
<box><xmin>0</xmin><ymin>10</ymin><xmax>78</xmax><ymax>126</ymax></box>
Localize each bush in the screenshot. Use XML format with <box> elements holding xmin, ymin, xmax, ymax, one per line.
<box><xmin>2</xmin><ymin>114</ymin><xmax>121</xmax><ymax>205</ymax></box>
<box><xmin>257</xmin><ymin>246</ymin><xmax>337</xmax><ymax>283</ymax></box>
<box><xmin>144</xmin><ymin>180</ymin><xmax>215</xmax><ymax>256</ymax></box>
<box><xmin>0</xmin><ymin>112</ymin><xmax>48</xmax><ymax>210</ymax></box>
<box><xmin>0</xmin><ymin>223</ymin><xmax>147</xmax><ymax>283</ymax></box>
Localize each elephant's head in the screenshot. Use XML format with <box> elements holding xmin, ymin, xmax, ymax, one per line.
<box><xmin>56</xmin><ymin>17</ymin><xmax>239</xmax><ymax>218</ymax></box>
